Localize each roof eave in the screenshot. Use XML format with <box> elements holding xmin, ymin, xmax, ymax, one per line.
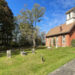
<box><xmin>46</xmin><ymin>32</ymin><xmax>69</xmax><ymax>38</ymax></box>
<box><xmin>66</xmin><ymin>7</ymin><xmax>75</xmax><ymax>14</ymax></box>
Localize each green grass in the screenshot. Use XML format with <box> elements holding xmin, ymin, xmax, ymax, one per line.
<box><xmin>0</xmin><ymin>47</ymin><xmax>75</xmax><ymax>75</ymax></box>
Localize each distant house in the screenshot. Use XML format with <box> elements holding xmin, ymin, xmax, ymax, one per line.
<box><xmin>46</xmin><ymin>7</ymin><xmax>75</xmax><ymax>47</ymax></box>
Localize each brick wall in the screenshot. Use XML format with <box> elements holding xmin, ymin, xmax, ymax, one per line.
<box><xmin>70</xmin><ymin>27</ymin><xmax>75</xmax><ymax>41</ymax></box>
<box><xmin>58</xmin><ymin>35</ymin><xmax>62</xmax><ymax>47</ymax></box>
<box><xmin>46</xmin><ymin>38</ymin><xmax>50</xmax><ymax>47</ymax></box>
<box><xmin>46</xmin><ymin>27</ymin><xmax>75</xmax><ymax>47</ymax></box>
<box><xmin>65</xmin><ymin>34</ymin><xmax>70</xmax><ymax>46</ymax></box>
<box><xmin>70</xmin><ymin>26</ymin><xmax>75</xmax><ymax>45</ymax></box>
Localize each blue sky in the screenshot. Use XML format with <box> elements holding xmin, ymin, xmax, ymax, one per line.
<box><xmin>6</xmin><ymin>0</ymin><xmax>75</xmax><ymax>33</ymax></box>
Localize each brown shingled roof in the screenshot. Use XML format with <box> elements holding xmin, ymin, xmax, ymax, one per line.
<box><xmin>66</xmin><ymin>7</ymin><xmax>75</xmax><ymax>14</ymax></box>
<box><xmin>46</xmin><ymin>23</ymin><xmax>75</xmax><ymax>37</ymax></box>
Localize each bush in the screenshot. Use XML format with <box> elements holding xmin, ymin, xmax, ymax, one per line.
<box><xmin>53</xmin><ymin>38</ymin><xmax>56</xmax><ymax>46</ymax></box>
<box><xmin>71</xmin><ymin>39</ymin><xmax>75</xmax><ymax>47</ymax></box>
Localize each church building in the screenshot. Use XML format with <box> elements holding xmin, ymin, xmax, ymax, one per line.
<box><xmin>46</xmin><ymin>7</ymin><xmax>75</xmax><ymax>47</ymax></box>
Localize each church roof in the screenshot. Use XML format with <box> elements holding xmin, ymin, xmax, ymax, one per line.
<box><xmin>46</xmin><ymin>22</ymin><xmax>75</xmax><ymax>37</ymax></box>
<box><xmin>66</xmin><ymin>7</ymin><xmax>75</xmax><ymax>14</ymax></box>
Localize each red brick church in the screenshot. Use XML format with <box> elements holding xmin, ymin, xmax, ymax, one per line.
<box><xmin>46</xmin><ymin>7</ymin><xmax>75</xmax><ymax>47</ymax></box>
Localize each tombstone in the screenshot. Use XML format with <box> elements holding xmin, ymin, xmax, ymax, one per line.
<box><xmin>20</xmin><ymin>51</ymin><xmax>24</xmax><ymax>56</ymax></box>
<box><xmin>32</xmin><ymin>48</ymin><xmax>35</xmax><ymax>54</ymax></box>
<box><xmin>7</xmin><ymin>50</ymin><xmax>11</xmax><ymax>58</ymax></box>
<box><xmin>20</xmin><ymin>51</ymin><xmax>27</xmax><ymax>56</ymax></box>
<box><xmin>41</xmin><ymin>56</ymin><xmax>45</xmax><ymax>63</ymax></box>
<box><xmin>47</xmin><ymin>47</ymin><xmax>51</xmax><ymax>49</ymax></box>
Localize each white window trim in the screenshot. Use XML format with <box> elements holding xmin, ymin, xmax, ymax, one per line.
<box><xmin>56</xmin><ymin>37</ymin><xmax>58</xmax><ymax>44</ymax></box>
<box><xmin>62</xmin><ymin>35</ymin><xmax>66</xmax><ymax>44</ymax></box>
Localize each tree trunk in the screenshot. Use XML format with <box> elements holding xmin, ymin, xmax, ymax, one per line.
<box><xmin>32</xmin><ymin>38</ymin><xmax>36</xmax><ymax>53</ymax></box>
<box><xmin>32</xmin><ymin>21</ymin><xmax>36</xmax><ymax>54</ymax></box>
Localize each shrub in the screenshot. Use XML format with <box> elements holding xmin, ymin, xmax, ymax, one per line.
<box><xmin>71</xmin><ymin>39</ymin><xmax>75</xmax><ymax>47</ymax></box>
<box><xmin>53</xmin><ymin>38</ymin><xmax>56</xmax><ymax>46</ymax></box>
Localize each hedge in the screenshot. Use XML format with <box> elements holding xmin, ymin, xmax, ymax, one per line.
<box><xmin>71</xmin><ymin>39</ymin><xmax>75</xmax><ymax>47</ymax></box>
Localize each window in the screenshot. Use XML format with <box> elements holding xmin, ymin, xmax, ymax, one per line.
<box><xmin>56</xmin><ymin>37</ymin><xmax>58</xmax><ymax>47</ymax></box>
<box><xmin>62</xmin><ymin>35</ymin><xmax>66</xmax><ymax>44</ymax></box>
<box><xmin>67</xmin><ymin>13</ymin><xmax>71</xmax><ymax>20</ymax></box>
<box><xmin>69</xmin><ymin>13</ymin><xmax>70</xmax><ymax>19</ymax></box>
<box><xmin>50</xmin><ymin>38</ymin><xmax>53</xmax><ymax>46</ymax></box>
<box><xmin>51</xmin><ymin>38</ymin><xmax>53</xmax><ymax>44</ymax></box>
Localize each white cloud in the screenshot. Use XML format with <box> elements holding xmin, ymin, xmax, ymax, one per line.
<box><xmin>40</xmin><ymin>13</ymin><xmax>66</xmax><ymax>33</ymax></box>
<box><xmin>56</xmin><ymin>0</ymin><xmax>75</xmax><ymax>8</ymax></box>
<box><xmin>39</xmin><ymin>0</ymin><xmax>75</xmax><ymax>33</ymax></box>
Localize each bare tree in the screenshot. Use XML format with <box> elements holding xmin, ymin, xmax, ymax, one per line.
<box><xmin>17</xmin><ymin>3</ymin><xmax>45</xmax><ymax>53</ymax></box>
<box><xmin>32</xmin><ymin>4</ymin><xmax>45</xmax><ymax>53</ymax></box>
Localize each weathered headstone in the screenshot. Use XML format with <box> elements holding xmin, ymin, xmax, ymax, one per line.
<box><xmin>7</xmin><ymin>50</ymin><xmax>11</xmax><ymax>58</ymax></box>
<box><xmin>20</xmin><ymin>51</ymin><xmax>27</xmax><ymax>56</ymax></box>
<box><xmin>32</xmin><ymin>48</ymin><xmax>35</xmax><ymax>54</ymax></box>
<box><xmin>42</xmin><ymin>56</ymin><xmax>45</xmax><ymax>62</ymax></box>
<box><xmin>48</xmin><ymin>47</ymin><xmax>51</xmax><ymax>49</ymax></box>
<box><xmin>41</xmin><ymin>55</ymin><xmax>45</xmax><ymax>63</ymax></box>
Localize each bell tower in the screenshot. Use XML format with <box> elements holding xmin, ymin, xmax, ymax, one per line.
<box><xmin>66</xmin><ymin>7</ymin><xmax>75</xmax><ymax>25</ymax></box>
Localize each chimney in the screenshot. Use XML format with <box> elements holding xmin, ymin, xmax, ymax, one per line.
<box><xmin>60</xmin><ymin>26</ymin><xmax>62</xmax><ymax>32</ymax></box>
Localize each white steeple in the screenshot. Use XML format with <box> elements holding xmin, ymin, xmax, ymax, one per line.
<box><xmin>66</xmin><ymin>7</ymin><xmax>75</xmax><ymax>25</ymax></box>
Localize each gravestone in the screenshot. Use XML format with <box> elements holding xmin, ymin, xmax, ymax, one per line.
<box><xmin>32</xmin><ymin>48</ymin><xmax>35</xmax><ymax>54</ymax></box>
<box><xmin>41</xmin><ymin>56</ymin><xmax>45</xmax><ymax>63</ymax></box>
<box><xmin>20</xmin><ymin>51</ymin><xmax>27</xmax><ymax>56</ymax></box>
<box><xmin>7</xmin><ymin>50</ymin><xmax>11</xmax><ymax>58</ymax></box>
<box><xmin>48</xmin><ymin>47</ymin><xmax>51</xmax><ymax>49</ymax></box>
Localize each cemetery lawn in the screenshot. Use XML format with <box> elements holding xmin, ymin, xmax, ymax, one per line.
<box><xmin>0</xmin><ymin>47</ymin><xmax>75</xmax><ymax>75</ymax></box>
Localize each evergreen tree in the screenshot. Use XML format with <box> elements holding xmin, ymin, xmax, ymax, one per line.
<box><xmin>0</xmin><ymin>0</ymin><xmax>14</xmax><ymax>49</ymax></box>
